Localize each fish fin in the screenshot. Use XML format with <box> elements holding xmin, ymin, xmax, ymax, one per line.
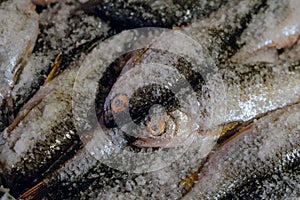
<box><xmin>179</xmin><ymin>170</ymin><xmax>199</xmax><ymax>195</ymax></box>
<box><xmin>216</xmin><ymin>120</ymin><xmax>244</xmax><ymax>144</ymax></box>
<box><xmin>18</xmin><ymin>180</ymin><xmax>48</xmax><ymax>200</ymax></box>
<box><xmin>45</xmin><ymin>53</ymin><xmax>62</xmax><ymax>84</ymax></box>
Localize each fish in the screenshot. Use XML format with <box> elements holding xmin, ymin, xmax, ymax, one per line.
<box><xmin>0</xmin><ymin>63</ymin><xmax>82</xmax><ymax>197</ymax></box>
<box><xmin>183</xmin><ymin>102</ymin><xmax>300</xmax><ymax>199</ymax></box>
<box><xmin>81</xmin><ymin>0</ymin><xmax>227</xmax><ymax>29</ymax></box>
<box><xmin>0</xmin><ymin>0</ymin><xmax>39</xmax><ymax>131</ymax></box>
<box><xmin>18</xmin><ymin>56</ymin><xmax>300</xmax><ymax>198</ymax></box>
<box><xmin>101</xmin><ymin>45</ymin><xmax>300</xmax><ymax>148</ymax></box>
<box><xmin>231</xmin><ymin>0</ymin><xmax>300</xmax><ymax>63</ymax></box>
<box><xmin>2</xmin><ymin>0</ymin><xmax>300</xmax><ymax>199</ymax></box>
<box><xmin>12</xmin><ymin>0</ymin><xmax>114</xmax><ymax>123</ymax></box>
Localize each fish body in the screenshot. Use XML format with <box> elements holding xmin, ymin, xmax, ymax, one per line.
<box><xmin>82</xmin><ymin>0</ymin><xmax>227</xmax><ymax>29</ymax></box>
<box><xmin>232</xmin><ymin>0</ymin><xmax>300</xmax><ymax>63</ymax></box>
<box><xmin>184</xmin><ymin>102</ymin><xmax>300</xmax><ymax>199</ymax></box>
<box><xmin>12</xmin><ymin>0</ymin><xmax>113</xmax><ymax>121</ymax></box>
<box><xmin>0</xmin><ymin>0</ymin><xmax>39</xmax><ymax>131</ymax></box>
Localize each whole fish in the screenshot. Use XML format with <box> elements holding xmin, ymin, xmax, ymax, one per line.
<box><xmin>101</xmin><ymin>46</ymin><xmax>300</xmax><ymax>147</ymax></box>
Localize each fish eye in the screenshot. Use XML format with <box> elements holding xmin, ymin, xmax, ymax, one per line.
<box><xmin>146</xmin><ymin>118</ymin><xmax>166</xmax><ymax>136</ymax></box>
<box><xmin>111</xmin><ymin>94</ymin><xmax>128</xmax><ymax>113</ymax></box>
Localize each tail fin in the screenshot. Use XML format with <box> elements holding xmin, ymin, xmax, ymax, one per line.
<box><xmin>18</xmin><ymin>179</ymin><xmax>48</xmax><ymax>200</ymax></box>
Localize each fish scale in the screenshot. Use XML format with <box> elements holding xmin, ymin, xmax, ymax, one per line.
<box><xmin>82</xmin><ymin>0</ymin><xmax>227</xmax><ymax>29</ymax></box>
<box><xmin>183</xmin><ymin>103</ymin><xmax>300</xmax><ymax>199</ymax></box>
<box><xmin>0</xmin><ymin>0</ymin><xmax>39</xmax><ymax>132</ymax></box>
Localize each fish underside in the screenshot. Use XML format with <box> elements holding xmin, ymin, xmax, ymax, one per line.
<box><xmin>0</xmin><ymin>0</ymin><xmax>299</xmax><ymax>199</ymax></box>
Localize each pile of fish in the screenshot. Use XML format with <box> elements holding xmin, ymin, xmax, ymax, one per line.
<box><xmin>0</xmin><ymin>0</ymin><xmax>299</xmax><ymax>199</ymax></box>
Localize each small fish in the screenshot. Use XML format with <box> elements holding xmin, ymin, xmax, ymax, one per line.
<box><xmin>100</xmin><ymin>32</ymin><xmax>300</xmax><ymax>148</ymax></box>
<box><xmin>232</xmin><ymin>0</ymin><xmax>300</xmax><ymax>63</ymax></box>
<box><xmin>102</xmin><ymin>44</ymin><xmax>300</xmax><ymax>147</ymax></box>
<box><xmin>81</xmin><ymin>0</ymin><xmax>226</xmax><ymax>29</ymax></box>
<box><xmin>12</xmin><ymin>0</ymin><xmax>113</xmax><ymax>124</ymax></box>
<box><xmin>183</xmin><ymin>102</ymin><xmax>300</xmax><ymax>199</ymax></box>
<box><xmin>0</xmin><ymin>0</ymin><xmax>39</xmax><ymax>131</ymax></box>
<box><xmin>0</xmin><ymin>64</ymin><xmax>82</xmax><ymax>197</ymax></box>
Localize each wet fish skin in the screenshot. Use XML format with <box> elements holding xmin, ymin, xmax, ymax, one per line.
<box><xmin>0</xmin><ymin>0</ymin><xmax>39</xmax><ymax>131</ymax></box>
<box><xmin>16</xmin><ymin>127</ymin><xmax>132</xmax><ymax>200</ymax></box>
<box><xmin>183</xmin><ymin>102</ymin><xmax>300</xmax><ymax>199</ymax></box>
<box><xmin>209</xmin><ymin>61</ymin><xmax>300</xmax><ymax>125</ymax></box>
<box><xmin>0</xmin><ymin>65</ymin><xmax>82</xmax><ymax>197</ymax></box>
<box><xmin>82</xmin><ymin>0</ymin><xmax>227</xmax><ymax>29</ymax></box>
<box><xmin>12</xmin><ymin>0</ymin><xmax>114</xmax><ymax>121</ymax></box>
<box><xmin>232</xmin><ymin>0</ymin><xmax>300</xmax><ymax>63</ymax></box>
<box><xmin>180</xmin><ymin>0</ymin><xmax>268</xmax><ymax>66</ymax></box>
<box><xmin>224</xmin><ymin>165</ymin><xmax>300</xmax><ymax>199</ymax></box>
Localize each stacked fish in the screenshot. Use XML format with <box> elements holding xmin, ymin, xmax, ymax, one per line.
<box><xmin>0</xmin><ymin>0</ymin><xmax>299</xmax><ymax>199</ymax></box>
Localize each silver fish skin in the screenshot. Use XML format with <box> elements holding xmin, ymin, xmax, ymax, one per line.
<box><xmin>12</xmin><ymin>0</ymin><xmax>113</xmax><ymax>122</ymax></box>
<box><xmin>232</xmin><ymin>0</ymin><xmax>300</xmax><ymax>64</ymax></box>
<box><xmin>0</xmin><ymin>63</ymin><xmax>81</xmax><ymax>197</ymax></box>
<box><xmin>180</xmin><ymin>0</ymin><xmax>268</xmax><ymax>65</ymax></box>
<box><xmin>0</xmin><ymin>0</ymin><xmax>39</xmax><ymax>131</ymax></box>
<box><xmin>183</xmin><ymin>102</ymin><xmax>300</xmax><ymax>199</ymax></box>
<box><xmin>29</xmin><ymin>128</ymin><xmax>130</xmax><ymax>199</ymax></box>
<box><xmin>203</xmin><ymin>61</ymin><xmax>300</xmax><ymax>129</ymax></box>
<box><xmin>175</xmin><ymin>0</ymin><xmax>300</xmax><ymax>131</ymax></box>
<box><xmin>82</xmin><ymin>0</ymin><xmax>227</xmax><ymax>29</ymax></box>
